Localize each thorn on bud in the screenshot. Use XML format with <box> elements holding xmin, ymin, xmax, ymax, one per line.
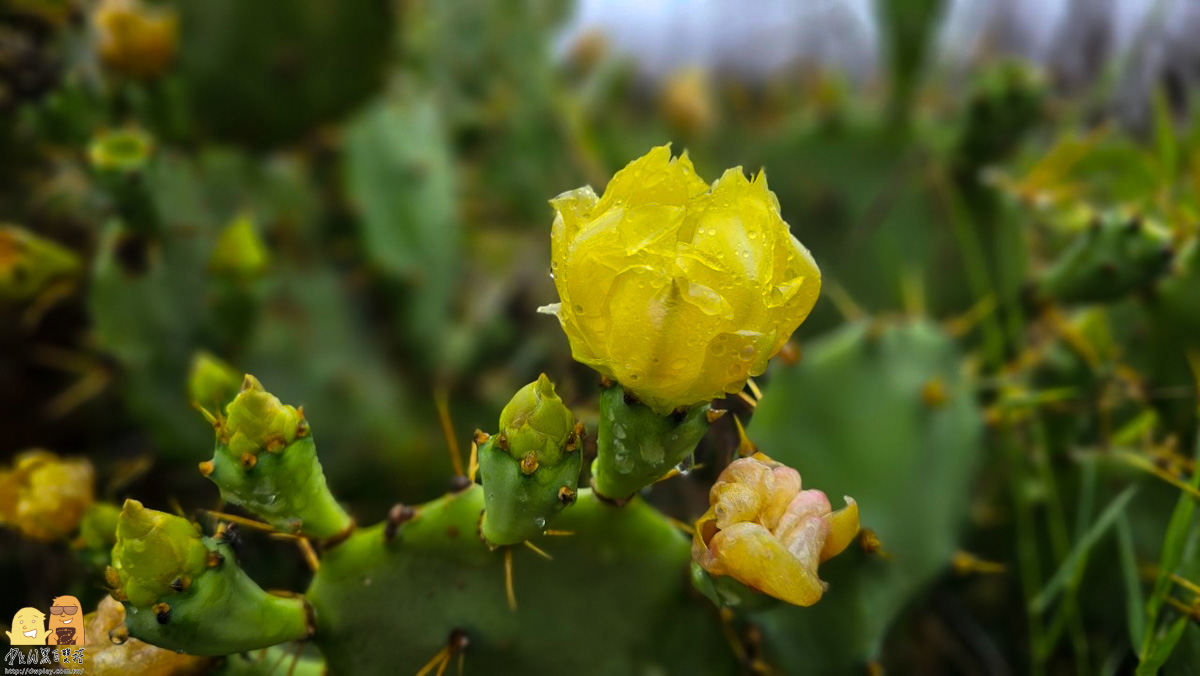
<box><xmin>198</xmin><ymin>460</ymin><xmax>214</xmax><ymax>477</ymax></box>
<box><xmin>152</xmin><ymin>602</ymin><xmax>171</xmax><ymax>624</ymax></box>
<box><xmin>385</xmin><ymin>504</ymin><xmax>416</xmax><ymax>542</ymax></box>
<box><xmin>206</xmin><ymin>550</ymin><xmax>225</xmax><ymax>568</ymax></box>
<box><xmin>558</xmin><ymin>485</ymin><xmax>576</xmax><ymax>506</ymax></box>
<box><xmin>599</xmin><ymin>376</ymin><xmax>614</xmax><ymax>388</ymax></box>
<box><xmin>520</xmin><ymin>453</ymin><xmax>539</xmax><ymax>475</ymax></box>
<box><xmin>473</xmin><ymin>429</ymin><xmax>491</xmax><ymax>445</ymax></box>
<box><xmin>104</xmin><ymin>566</ymin><xmax>120</xmax><ymax>589</ymax></box>
<box><xmin>240</xmin><ymin>452</ymin><xmax>257</xmax><ymax>470</ymax></box>
<box><xmin>169</xmin><ymin>576</ymin><xmax>191</xmax><ymax>592</ymax></box>
<box><xmin>495</xmin><ymin>433</ymin><xmax>509</xmax><ymax>451</ymax></box>
<box><xmin>705</xmin><ymin>408</ymin><xmax>727</xmax><ymax>424</ymax></box>
<box><xmin>265</xmin><ymin>435</ymin><xmax>286</xmax><ymax>453</ymax></box>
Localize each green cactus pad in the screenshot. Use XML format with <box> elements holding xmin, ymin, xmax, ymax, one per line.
<box><xmin>111</xmin><ymin>500</ymin><xmax>310</xmax><ymax>655</ymax></box>
<box><xmin>590</xmin><ymin>385</ymin><xmax>712</xmax><ymax>503</ymax></box>
<box><xmin>307</xmin><ymin>485</ymin><xmax>736</xmax><ymax>675</ymax></box>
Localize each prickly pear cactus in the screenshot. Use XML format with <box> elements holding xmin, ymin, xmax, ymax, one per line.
<box><xmin>93</xmin><ymin>147</ymin><xmax>872</xmax><ymax>675</ymax></box>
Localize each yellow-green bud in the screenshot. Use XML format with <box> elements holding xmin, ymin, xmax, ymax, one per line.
<box><xmin>111</xmin><ymin>500</ymin><xmax>209</xmax><ymax>608</ymax></box>
<box><xmin>498</xmin><ymin>374</ymin><xmax>576</xmax><ymax>467</ymax></box>
<box><xmin>209</xmin><ymin>214</ymin><xmax>270</xmax><ymax>279</ymax></box>
<box><xmin>188</xmin><ymin>352</ymin><xmax>242</xmax><ymax>412</ymax></box>
<box><xmin>223</xmin><ymin>375</ymin><xmax>301</xmax><ymax>458</ymax></box>
<box><xmin>89</xmin><ymin>128</ymin><xmax>154</xmax><ymax>174</ymax></box>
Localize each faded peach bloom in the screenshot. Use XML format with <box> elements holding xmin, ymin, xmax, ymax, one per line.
<box><xmin>692</xmin><ymin>452</ymin><xmax>858</xmax><ymax>606</ymax></box>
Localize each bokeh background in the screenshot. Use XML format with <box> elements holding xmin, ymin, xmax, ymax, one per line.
<box><xmin>1</xmin><ymin>0</ymin><xmax>1199</xmax><ymax>674</ymax></box>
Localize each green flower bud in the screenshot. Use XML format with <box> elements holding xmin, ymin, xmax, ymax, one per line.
<box><xmin>89</xmin><ymin>128</ymin><xmax>153</xmax><ymax>174</ymax></box>
<box><xmin>209</xmin><ymin>214</ymin><xmax>270</xmax><ymax>279</ymax></box>
<box><xmin>498</xmin><ymin>374</ymin><xmax>577</xmax><ymax>468</ymax></box>
<box><xmin>201</xmin><ymin>375</ymin><xmax>351</xmax><ymax>538</ymax></box>
<box><xmin>222</xmin><ymin>375</ymin><xmax>301</xmax><ymax>458</ymax></box>
<box><xmin>109</xmin><ymin>500</ymin><xmax>310</xmax><ymax>656</ymax></box>
<box><xmin>590</xmin><ymin>385</ymin><xmax>713</xmax><ymax>504</ymax></box>
<box><xmin>111</xmin><ymin>500</ymin><xmax>209</xmax><ymax>608</ymax></box>
<box><xmin>73</xmin><ymin>502</ymin><xmax>122</xmax><ymax>570</ymax></box>
<box><xmin>88</xmin><ymin>128</ymin><xmax>159</xmax><ymax>234</ymax></box>
<box><xmin>187</xmin><ymin>351</ymin><xmax>241</xmax><ymax>413</ymax></box>
<box><xmin>479</xmin><ymin>375</ymin><xmax>583</xmax><ymax>547</ymax></box>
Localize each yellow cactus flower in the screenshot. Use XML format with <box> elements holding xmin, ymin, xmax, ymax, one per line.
<box><xmin>692</xmin><ymin>452</ymin><xmax>858</xmax><ymax>607</ymax></box>
<box><xmin>94</xmin><ymin>0</ymin><xmax>178</xmax><ymax>79</ymax></box>
<box><xmin>0</xmin><ymin>450</ymin><xmax>95</xmax><ymax>542</ymax></box>
<box><xmin>544</xmin><ymin>145</ymin><xmax>820</xmax><ymax>415</ymax></box>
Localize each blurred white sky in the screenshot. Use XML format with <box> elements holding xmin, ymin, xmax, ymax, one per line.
<box><xmin>556</xmin><ymin>0</ymin><xmax>1200</xmax><ymax>120</ymax></box>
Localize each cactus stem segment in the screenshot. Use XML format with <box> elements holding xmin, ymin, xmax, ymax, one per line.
<box><xmin>591</xmin><ymin>385</ymin><xmax>714</xmax><ymax>503</ymax></box>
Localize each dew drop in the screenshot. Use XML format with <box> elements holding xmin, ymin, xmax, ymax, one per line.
<box><xmin>740</xmin><ymin>345</ymin><xmax>754</xmax><ymax>360</ymax></box>
<box><xmin>728</xmin><ymin>363</ymin><xmax>742</xmax><ymax>376</ymax></box>
<box><xmin>534</xmin><ymin>517</ymin><xmax>547</xmax><ymax>529</ymax></box>
<box><xmin>709</xmin><ymin>343</ymin><xmax>726</xmax><ymax>357</ymax></box>
<box><xmin>573</xmin><ymin>304</ymin><xmax>584</xmax><ymax>314</ymax></box>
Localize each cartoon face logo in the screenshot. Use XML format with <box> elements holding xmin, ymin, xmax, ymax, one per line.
<box><xmin>46</xmin><ymin>596</ymin><xmax>84</xmax><ymax>646</ymax></box>
<box><xmin>6</xmin><ymin>607</ymin><xmax>46</xmax><ymax>645</ymax></box>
